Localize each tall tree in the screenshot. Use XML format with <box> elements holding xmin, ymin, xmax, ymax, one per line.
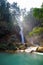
<box><xmin>33</xmin><ymin>3</ymin><xmax>43</xmax><ymax>27</ymax></box>
<box><xmin>0</xmin><ymin>1</ymin><xmax>21</xmax><ymax>44</ymax></box>
<box><xmin>41</xmin><ymin>3</ymin><xmax>43</xmax><ymax>8</ymax></box>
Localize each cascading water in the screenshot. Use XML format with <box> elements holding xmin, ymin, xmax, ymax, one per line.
<box><xmin>20</xmin><ymin>28</ymin><xmax>25</xmax><ymax>44</ymax></box>
<box><xmin>16</xmin><ymin>15</ymin><xmax>25</xmax><ymax>44</ymax></box>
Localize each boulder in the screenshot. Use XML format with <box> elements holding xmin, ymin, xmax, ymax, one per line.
<box><xmin>36</xmin><ymin>47</ymin><xmax>43</xmax><ymax>52</ymax></box>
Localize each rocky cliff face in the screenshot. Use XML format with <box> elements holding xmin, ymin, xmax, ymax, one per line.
<box><xmin>0</xmin><ymin>21</ymin><xmax>22</xmax><ymax>49</ymax></box>
<box><xmin>27</xmin><ymin>34</ymin><xmax>43</xmax><ymax>46</ymax></box>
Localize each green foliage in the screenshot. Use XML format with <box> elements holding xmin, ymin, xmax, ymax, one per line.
<box><xmin>29</xmin><ymin>27</ymin><xmax>43</xmax><ymax>36</ymax></box>
<box><xmin>33</xmin><ymin>8</ymin><xmax>43</xmax><ymax>19</ymax></box>
<box><xmin>0</xmin><ymin>0</ymin><xmax>11</xmax><ymax>22</ymax></box>
<box><xmin>33</xmin><ymin>4</ymin><xmax>43</xmax><ymax>27</ymax></box>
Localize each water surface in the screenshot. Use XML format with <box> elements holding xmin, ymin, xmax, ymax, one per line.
<box><xmin>0</xmin><ymin>53</ymin><xmax>43</xmax><ymax>65</ymax></box>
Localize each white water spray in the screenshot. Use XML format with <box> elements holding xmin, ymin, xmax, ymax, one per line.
<box><xmin>16</xmin><ymin>15</ymin><xmax>25</xmax><ymax>44</ymax></box>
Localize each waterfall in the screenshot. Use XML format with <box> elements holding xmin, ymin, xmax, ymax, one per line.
<box><xmin>20</xmin><ymin>28</ymin><xmax>25</xmax><ymax>44</ymax></box>
<box><xmin>15</xmin><ymin>15</ymin><xmax>25</xmax><ymax>44</ymax></box>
